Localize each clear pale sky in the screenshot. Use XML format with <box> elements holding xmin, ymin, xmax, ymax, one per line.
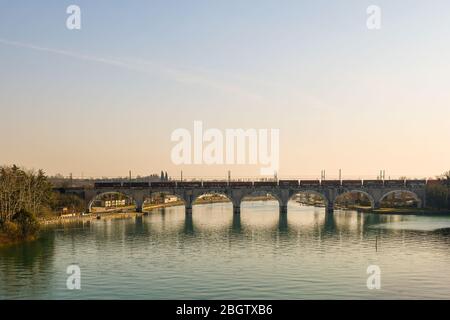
<box><xmin>0</xmin><ymin>1</ymin><xmax>449</xmax><ymax>179</ymax></box>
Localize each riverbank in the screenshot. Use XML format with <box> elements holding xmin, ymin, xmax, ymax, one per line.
<box><xmin>37</xmin><ymin>203</ymin><xmax>450</xmax><ymax>226</ymax></box>
<box><xmin>39</xmin><ymin>196</ymin><xmax>274</xmax><ymax>226</ymax></box>
<box><xmin>38</xmin><ymin>211</ymin><xmax>142</xmax><ymax>226</ymax></box>
<box><xmin>356</xmin><ymin>207</ymin><xmax>450</xmax><ymax>215</ymax></box>
<box><xmin>0</xmin><ymin>232</ymin><xmax>38</xmax><ymax>247</ymax></box>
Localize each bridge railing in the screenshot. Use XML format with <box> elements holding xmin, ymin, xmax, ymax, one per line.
<box><xmin>91</xmin><ymin>179</ymin><xmax>428</xmax><ymax>189</ymax></box>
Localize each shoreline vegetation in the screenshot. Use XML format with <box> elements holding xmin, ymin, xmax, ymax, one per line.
<box><xmin>1</xmin><ymin>165</ymin><xmax>450</xmax><ymax>246</ymax></box>
<box><xmin>0</xmin><ymin>166</ymin><xmax>50</xmax><ymax>246</ymax></box>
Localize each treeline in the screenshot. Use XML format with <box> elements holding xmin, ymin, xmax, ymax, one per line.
<box><xmin>0</xmin><ymin>166</ymin><xmax>54</xmax><ymax>221</ymax></box>
<box><xmin>0</xmin><ymin>165</ymin><xmax>54</xmax><ymax>241</ymax></box>
<box><xmin>426</xmin><ymin>171</ymin><xmax>450</xmax><ymax>210</ymax></box>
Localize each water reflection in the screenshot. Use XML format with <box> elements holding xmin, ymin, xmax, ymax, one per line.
<box><xmin>183</xmin><ymin>213</ymin><xmax>195</xmax><ymax>235</ymax></box>
<box><xmin>231</xmin><ymin>213</ymin><xmax>242</xmax><ymax>234</ymax></box>
<box><xmin>1</xmin><ymin>201</ymin><xmax>449</xmax><ymax>299</ymax></box>
<box><xmin>278</xmin><ymin>213</ymin><xmax>288</xmax><ymax>233</ymax></box>
<box><xmin>0</xmin><ymin>231</ymin><xmax>56</xmax><ymax>298</ymax></box>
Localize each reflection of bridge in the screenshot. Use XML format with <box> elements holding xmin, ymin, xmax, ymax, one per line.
<box><xmin>56</xmin><ymin>179</ymin><xmax>427</xmax><ymax>215</ymax></box>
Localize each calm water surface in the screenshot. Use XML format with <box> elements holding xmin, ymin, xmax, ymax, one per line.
<box><xmin>1</xmin><ymin>201</ymin><xmax>450</xmax><ymax>299</ymax></box>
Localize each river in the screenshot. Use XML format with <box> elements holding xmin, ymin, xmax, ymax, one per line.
<box><xmin>1</xmin><ymin>201</ymin><xmax>449</xmax><ymax>299</ymax></box>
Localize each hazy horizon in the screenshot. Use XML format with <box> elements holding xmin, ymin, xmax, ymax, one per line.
<box><xmin>1</xmin><ymin>1</ymin><xmax>449</xmax><ymax>179</ymax></box>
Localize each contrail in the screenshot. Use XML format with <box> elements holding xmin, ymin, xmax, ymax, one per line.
<box><xmin>0</xmin><ymin>38</ymin><xmax>133</xmax><ymax>70</ymax></box>
<box><xmin>0</xmin><ymin>38</ymin><xmax>263</xmax><ymax>101</ymax></box>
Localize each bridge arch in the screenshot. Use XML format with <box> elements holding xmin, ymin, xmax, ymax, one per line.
<box><xmin>142</xmin><ymin>192</ymin><xmax>186</xmax><ymax>210</ymax></box>
<box><xmin>334</xmin><ymin>190</ymin><xmax>375</xmax><ymax>209</ymax></box>
<box><xmin>379</xmin><ymin>190</ymin><xmax>422</xmax><ymax>208</ymax></box>
<box><xmin>288</xmin><ymin>190</ymin><xmax>329</xmax><ymax>207</ymax></box>
<box><xmin>261</xmin><ymin>191</ymin><xmax>283</xmax><ymax>206</ymax></box>
<box><xmin>192</xmin><ymin>191</ymin><xmax>234</xmax><ymax>206</ymax></box>
<box><xmin>240</xmin><ymin>190</ymin><xmax>282</xmax><ymax>212</ymax></box>
<box><xmin>87</xmin><ymin>191</ymin><xmax>135</xmax><ymax>213</ymax></box>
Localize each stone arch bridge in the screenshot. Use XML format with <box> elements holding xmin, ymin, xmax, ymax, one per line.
<box><xmin>55</xmin><ymin>179</ymin><xmax>427</xmax><ymax>215</ymax></box>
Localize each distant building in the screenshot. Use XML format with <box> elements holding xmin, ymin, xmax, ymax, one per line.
<box><xmin>103</xmin><ymin>199</ymin><xmax>127</xmax><ymax>207</ymax></box>
<box><xmin>164</xmin><ymin>196</ymin><xmax>178</xmax><ymax>203</ymax></box>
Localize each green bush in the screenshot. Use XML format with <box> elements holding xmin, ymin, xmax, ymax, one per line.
<box><xmin>11</xmin><ymin>209</ymin><xmax>40</xmax><ymax>239</ymax></box>
<box><xmin>1</xmin><ymin>221</ymin><xmax>20</xmax><ymax>239</ymax></box>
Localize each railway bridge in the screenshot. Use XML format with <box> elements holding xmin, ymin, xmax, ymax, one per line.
<box><xmin>56</xmin><ymin>179</ymin><xmax>427</xmax><ymax>215</ymax></box>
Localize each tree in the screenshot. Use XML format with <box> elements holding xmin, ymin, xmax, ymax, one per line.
<box><xmin>0</xmin><ymin>165</ymin><xmax>53</xmax><ymax>224</ymax></box>
<box><xmin>50</xmin><ymin>193</ymin><xmax>85</xmax><ymax>214</ymax></box>
<box><xmin>439</xmin><ymin>171</ymin><xmax>450</xmax><ymax>187</ymax></box>
<box><xmin>12</xmin><ymin>209</ymin><xmax>39</xmax><ymax>239</ymax></box>
<box><xmin>426</xmin><ymin>184</ymin><xmax>448</xmax><ymax>209</ymax></box>
<box><xmin>425</xmin><ymin>171</ymin><xmax>450</xmax><ymax>210</ymax></box>
<box><xmin>0</xmin><ymin>166</ymin><xmax>54</xmax><ymax>240</ymax></box>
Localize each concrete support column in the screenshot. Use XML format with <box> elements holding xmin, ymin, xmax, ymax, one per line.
<box><xmin>323</xmin><ymin>188</ymin><xmax>336</xmax><ymax>214</ymax></box>
<box><xmin>231</xmin><ymin>190</ymin><xmax>244</xmax><ymax>216</ymax></box>
<box><xmin>278</xmin><ymin>189</ymin><xmax>291</xmax><ymax>215</ymax></box>
<box><xmin>133</xmin><ymin>192</ymin><xmax>145</xmax><ymax>213</ymax></box>
<box><xmin>326</xmin><ymin>202</ymin><xmax>334</xmax><ymax>214</ymax></box>
<box><xmin>181</xmin><ymin>192</ymin><xmax>194</xmax><ymax>215</ymax></box>
<box><xmin>136</xmin><ymin>200</ymin><xmax>144</xmax><ymax>213</ymax></box>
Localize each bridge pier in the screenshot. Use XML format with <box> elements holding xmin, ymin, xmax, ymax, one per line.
<box><xmin>233</xmin><ymin>205</ymin><xmax>241</xmax><ymax>215</ymax></box>
<box><xmin>326</xmin><ymin>202</ymin><xmax>334</xmax><ymax>214</ymax></box>
<box><xmin>181</xmin><ymin>193</ymin><xmax>194</xmax><ymax>215</ymax></box>
<box><xmin>133</xmin><ymin>192</ymin><xmax>146</xmax><ymax>213</ymax></box>
<box><xmin>231</xmin><ymin>213</ymin><xmax>241</xmax><ymax>233</ymax></box>
<box><xmin>278</xmin><ymin>212</ymin><xmax>288</xmax><ymax>232</ymax></box>
<box><xmin>279</xmin><ymin>205</ymin><xmax>288</xmax><ymax>214</ymax></box>
<box><xmin>136</xmin><ymin>202</ymin><xmax>143</xmax><ymax>213</ymax></box>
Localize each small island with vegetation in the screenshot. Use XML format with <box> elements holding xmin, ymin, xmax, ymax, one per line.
<box><xmin>0</xmin><ymin>166</ymin><xmax>50</xmax><ymax>245</ymax></box>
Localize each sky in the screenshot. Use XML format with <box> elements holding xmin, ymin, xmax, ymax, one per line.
<box><xmin>0</xmin><ymin>0</ymin><xmax>449</xmax><ymax>180</ymax></box>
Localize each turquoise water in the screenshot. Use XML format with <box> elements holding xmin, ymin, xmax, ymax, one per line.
<box><xmin>1</xmin><ymin>201</ymin><xmax>449</xmax><ymax>299</ymax></box>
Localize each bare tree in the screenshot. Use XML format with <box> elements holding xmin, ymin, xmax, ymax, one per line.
<box><xmin>0</xmin><ymin>165</ymin><xmax>53</xmax><ymax>224</ymax></box>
